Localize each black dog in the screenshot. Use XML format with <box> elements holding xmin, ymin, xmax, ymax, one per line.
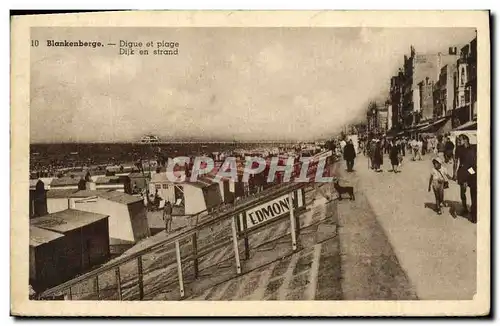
<box><xmin>333</xmin><ymin>181</ymin><xmax>355</xmax><ymax>201</ymax></box>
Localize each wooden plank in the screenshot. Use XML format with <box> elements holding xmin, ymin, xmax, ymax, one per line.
<box><xmin>94</xmin><ymin>275</ymin><xmax>100</xmax><ymax>299</ymax></box>
<box><xmin>243</xmin><ymin>211</ymin><xmax>250</xmax><ymax>260</ymax></box>
<box><xmin>192</xmin><ymin>233</ymin><xmax>199</xmax><ymax>279</ymax></box>
<box><xmin>231</xmin><ymin>217</ymin><xmax>242</xmax><ymax>274</ymax></box>
<box><xmin>137</xmin><ymin>257</ymin><xmax>144</xmax><ymax>300</ymax></box>
<box><xmin>175</xmin><ymin>241</ymin><xmax>185</xmax><ymax>298</ymax></box>
<box><xmin>289</xmin><ymin>193</ymin><xmax>297</xmax><ymax>251</ymax></box>
<box><xmin>115</xmin><ymin>267</ymin><xmax>122</xmax><ymax>300</ymax></box>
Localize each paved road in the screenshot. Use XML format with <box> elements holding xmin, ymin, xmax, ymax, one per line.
<box><xmin>341</xmin><ymin>153</ymin><xmax>476</xmax><ymax>300</ymax></box>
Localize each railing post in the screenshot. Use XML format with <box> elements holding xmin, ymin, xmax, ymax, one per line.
<box><xmin>192</xmin><ymin>233</ymin><xmax>199</xmax><ymax>279</ymax></box>
<box><xmin>231</xmin><ymin>217</ymin><xmax>242</xmax><ymax>274</ymax></box>
<box><xmin>175</xmin><ymin>240</ymin><xmax>185</xmax><ymax>298</ymax></box>
<box><xmin>67</xmin><ymin>287</ymin><xmax>73</xmax><ymax>300</ymax></box>
<box><xmin>293</xmin><ymin>190</ymin><xmax>300</xmax><ymax>237</ymax></box>
<box><xmin>115</xmin><ymin>267</ymin><xmax>122</xmax><ymax>300</ymax></box>
<box><xmin>94</xmin><ymin>275</ymin><xmax>100</xmax><ymax>299</ymax></box>
<box><xmin>242</xmin><ymin>212</ymin><xmax>250</xmax><ymax>260</ymax></box>
<box><xmin>289</xmin><ymin>193</ymin><xmax>297</xmax><ymax>251</ymax></box>
<box><xmin>137</xmin><ymin>257</ymin><xmax>144</xmax><ymax>300</ymax></box>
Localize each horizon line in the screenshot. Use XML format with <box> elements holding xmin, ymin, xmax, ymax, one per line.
<box><xmin>30</xmin><ymin>139</ymin><xmax>332</xmax><ymax>145</ymax></box>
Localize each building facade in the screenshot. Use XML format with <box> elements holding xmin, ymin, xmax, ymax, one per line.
<box><xmin>389</xmin><ymin>71</ymin><xmax>404</xmax><ymax>131</ymax></box>
<box><xmin>366</xmin><ymin>101</ymin><xmax>388</xmax><ymax>136</ymax></box>
<box><xmin>418</xmin><ymin>77</ymin><xmax>434</xmax><ymax>122</ymax></box>
<box><xmin>454</xmin><ymin>35</ymin><xmax>477</xmax><ymax>128</ymax></box>
<box><xmin>397</xmin><ymin>46</ymin><xmax>459</xmax><ymax>130</ymax></box>
<box><xmin>378</xmin><ymin>105</ymin><xmax>389</xmax><ymax>134</ymax></box>
<box><xmin>433</xmin><ymin>63</ymin><xmax>457</xmax><ymax>119</ymax></box>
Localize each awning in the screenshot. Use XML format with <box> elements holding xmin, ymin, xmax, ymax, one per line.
<box><xmin>406</xmin><ymin>122</ymin><xmax>430</xmax><ymax>133</ymax></box>
<box><xmin>453</xmin><ymin>120</ymin><xmax>477</xmax><ymax>131</ymax></box>
<box><xmin>416</xmin><ymin>117</ymin><xmax>450</xmax><ymax>132</ymax></box>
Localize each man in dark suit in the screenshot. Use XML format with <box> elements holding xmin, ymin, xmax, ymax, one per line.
<box><xmin>343</xmin><ymin>139</ymin><xmax>357</xmax><ymax>172</ymax></box>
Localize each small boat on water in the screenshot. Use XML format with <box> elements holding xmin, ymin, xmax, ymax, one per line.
<box><xmin>139</xmin><ymin>135</ymin><xmax>161</xmax><ymax>144</ymax></box>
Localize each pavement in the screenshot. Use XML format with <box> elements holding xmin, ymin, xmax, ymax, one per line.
<box><xmin>339</xmin><ymin>152</ymin><xmax>476</xmax><ymax>300</ymax></box>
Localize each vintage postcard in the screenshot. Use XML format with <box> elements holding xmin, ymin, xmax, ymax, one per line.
<box><xmin>11</xmin><ymin>10</ymin><xmax>490</xmax><ymax>316</ymax></box>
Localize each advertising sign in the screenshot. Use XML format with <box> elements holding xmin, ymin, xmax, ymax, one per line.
<box><xmin>237</xmin><ymin>188</ymin><xmax>305</xmax><ymax>233</ymax></box>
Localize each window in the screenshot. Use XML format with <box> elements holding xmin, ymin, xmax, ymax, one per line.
<box><xmin>155</xmin><ymin>184</ymin><xmax>161</xmax><ymax>190</ymax></box>
<box><xmin>162</xmin><ymin>184</ymin><xmax>168</xmax><ymax>189</ymax></box>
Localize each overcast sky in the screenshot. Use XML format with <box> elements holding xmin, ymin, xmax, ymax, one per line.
<box><xmin>30</xmin><ymin>27</ymin><xmax>476</xmax><ymax>143</ymax></box>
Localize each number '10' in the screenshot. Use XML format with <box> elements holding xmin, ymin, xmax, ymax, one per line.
<box><xmin>31</xmin><ymin>40</ymin><xmax>39</xmax><ymax>47</ymax></box>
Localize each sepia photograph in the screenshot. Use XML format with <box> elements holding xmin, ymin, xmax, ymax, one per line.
<box><xmin>11</xmin><ymin>10</ymin><xmax>490</xmax><ymax>316</ymax></box>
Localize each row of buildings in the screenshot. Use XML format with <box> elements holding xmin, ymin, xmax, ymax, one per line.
<box><xmin>366</xmin><ymin>32</ymin><xmax>478</xmax><ymax>138</ymax></box>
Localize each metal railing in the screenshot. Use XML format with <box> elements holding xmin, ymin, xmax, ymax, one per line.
<box><xmin>37</xmin><ymin>152</ymin><xmax>335</xmax><ymax>301</ymax></box>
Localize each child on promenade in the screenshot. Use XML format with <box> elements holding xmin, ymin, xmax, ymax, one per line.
<box><xmin>428</xmin><ymin>156</ymin><xmax>452</xmax><ymax>215</ymax></box>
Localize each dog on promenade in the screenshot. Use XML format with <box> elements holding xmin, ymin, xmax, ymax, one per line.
<box><xmin>333</xmin><ymin>179</ymin><xmax>355</xmax><ymax>201</ymax></box>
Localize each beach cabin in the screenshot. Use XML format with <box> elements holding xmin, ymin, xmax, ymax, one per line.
<box><xmin>128</xmin><ymin>172</ymin><xmax>149</xmax><ymax>193</ymax></box>
<box><xmin>30</xmin><ymin>210</ymin><xmax>110</xmax><ymax>292</ymax></box>
<box><xmin>49</xmin><ymin>177</ymin><xmax>81</xmax><ymax>190</ymax></box>
<box><xmin>73</xmin><ymin>191</ymin><xmax>150</xmax><ymax>253</ymax></box>
<box><xmin>93</xmin><ymin>175</ymin><xmax>131</xmax><ymax>193</ymax></box>
<box><xmin>149</xmin><ymin>172</ymin><xmax>224</xmax><ymax>215</ymax></box>
<box><xmin>45</xmin><ymin>189</ymin><xmax>114</xmax><ymax>214</ymax></box>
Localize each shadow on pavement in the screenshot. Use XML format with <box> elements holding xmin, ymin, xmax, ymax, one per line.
<box><xmin>424</xmin><ymin>201</ymin><xmax>476</xmax><ymax>224</ymax></box>
<box><xmin>446</xmin><ymin>200</ymin><xmax>476</xmax><ymax>224</ymax></box>
<box><xmin>424</xmin><ymin>202</ymin><xmax>439</xmax><ymax>213</ymax></box>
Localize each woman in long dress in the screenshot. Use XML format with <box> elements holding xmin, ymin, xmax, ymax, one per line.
<box><xmin>389</xmin><ymin>139</ymin><xmax>400</xmax><ymax>173</ymax></box>
<box><xmin>373</xmin><ymin>140</ymin><xmax>383</xmax><ymax>172</ymax></box>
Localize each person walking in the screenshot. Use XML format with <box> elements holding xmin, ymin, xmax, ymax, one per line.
<box><xmin>385</xmin><ymin>137</ymin><xmax>392</xmax><ymax>155</ymax></box>
<box><xmin>343</xmin><ymin>139</ymin><xmax>356</xmax><ymax>172</ymax></box>
<box><xmin>373</xmin><ymin>139</ymin><xmax>383</xmax><ymax>172</ymax></box>
<box><xmin>453</xmin><ymin>134</ymin><xmax>477</xmax><ymax>222</ymax></box>
<box><xmin>436</xmin><ymin>135</ymin><xmax>445</xmax><ymax>155</ymax></box>
<box><xmin>428</xmin><ymin>156</ymin><xmax>451</xmax><ymax>215</ymax></box>
<box><xmin>416</xmin><ymin>136</ymin><xmax>423</xmax><ymax>160</ymax></box>
<box><xmin>163</xmin><ymin>200</ymin><xmax>173</xmax><ymax>233</ymax></box>
<box><xmin>389</xmin><ymin>139</ymin><xmax>400</xmax><ymax>173</ymax></box>
<box><xmin>400</xmin><ymin>137</ymin><xmax>406</xmax><ymax>156</ymax></box>
<box><xmin>430</xmin><ymin>136</ymin><xmax>437</xmax><ymax>154</ymax></box>
<box><xmin>368</xmin><ymin>139</ymin><xmax>376</xmax><ymax>169</ymax></box>
<box><xmin>410</xmin><ymin>138</ymin><xmax>418</xmax><ymax>161</ymax></box>
<box><xmin>340</xmin><ymin>138</ymin><xmax>347</xmax><ymax>153</ymax></box>
<box><xmin>444</xmin><ymin>136</ymin><xmax>455</xmax><ymax>164</ymax></box>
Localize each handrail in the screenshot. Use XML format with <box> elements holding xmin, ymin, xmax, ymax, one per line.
<box><xmin>38</xmin><ymin>151</ymin><xmax>335</xmax><ymax>298</ymax></box>
<box><xmin>39</xmin><ymin>182</ymin><xmax>309</xmax><ymax>298</ymax></box>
